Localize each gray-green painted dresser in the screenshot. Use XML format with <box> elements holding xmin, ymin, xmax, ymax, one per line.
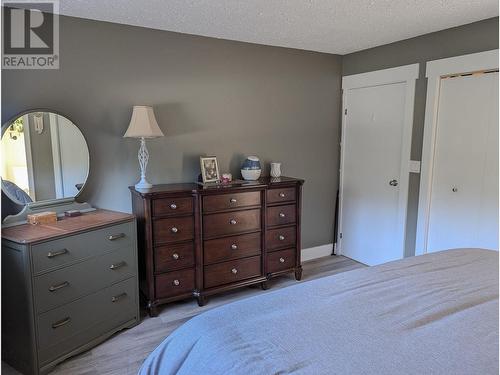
<box><xmin>1</xmin><ymin>209</ymin><xmax>140</xmax><ymax>375</ymax></box>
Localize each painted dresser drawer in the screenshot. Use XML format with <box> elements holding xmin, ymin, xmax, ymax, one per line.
<box><xmin>204</xmin><ymin>256</ymin><xmax>261</xmax><ymax>289</ymax></box>
<box><xmin>37</xmin><ymin>277</ymin><xmax>137</xmax><ymax>365</ymax></box>
<box><xmin>33</xmin><ymin>246</ymin><xmax>136</xmax><ymax>314</ymax></box>
<box><xmin>266</xmin><ymin>204</ymin><xmax>296</xmax><ymax>227</ymax></box>
<box><xmin>267</xmin><ymin>248</ymin><xmax>296</xmax><ymax>274</ymax></box>
<box><xmin>204</xmin><ymin>232</ymin><xmax>261</xmax><ymax>264</ymax></box>
<box><xmin>266</xmin><ymin>226</ymin><xmax>296</xmax><ymax>251</ymax></box>
<box><xmin>153</xmin><ymin>216</ymin><xmax>194</xmax><ymax>245</ymax></box>
<box><xmin>203</xmin><ymin>191</ymin><xmax>261</xmax><ymax>213</ymax></box>
<box><xmin>153</xmin><ymin>196</ymin><xmax>193</xmax><ymax>217</ymax></box>
<box><xmin>203</xmin><ymin>209</ymin><xmax>261</xmax><ymax>238</ymax></box>
<box><xmin>154</xmin><ymin>242</ymin><xmax>195</xmax><ymax>273</ymax></box>
<box><xmin>266</xmin><ymin>187</ymin><xmax>296</xmax><ymax>204</ymax></box>
<box><xmin>31</xmin><ymin>222</ymin><xmax>134</xmax><ymax>275</ymax></box>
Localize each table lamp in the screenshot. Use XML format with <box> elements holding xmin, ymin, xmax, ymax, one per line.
<box><xmin>124</xmin><ymin>106</ymin><xmax>164</xmax><ymax>189</ymax></box>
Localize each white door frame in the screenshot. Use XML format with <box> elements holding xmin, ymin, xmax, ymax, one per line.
<box><xmin>415</xmin><ymin>49</ymin><xmax>499</xmax><ymax>255</ymax></box>
<box><xmin>22</xmin><ymin>114</ymin><xmax>36</xmax><ymax>200</ymax></box>
<box><xmin>338</xmin><ymin>64</ymin><xmax>419</xmax><ymax>258</ymax></box>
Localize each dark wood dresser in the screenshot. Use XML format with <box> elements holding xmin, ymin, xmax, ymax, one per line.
<box><xmin>130</xmin><ymin>176</ymin><xmax>303</xmax><ymax>316</ymax></box>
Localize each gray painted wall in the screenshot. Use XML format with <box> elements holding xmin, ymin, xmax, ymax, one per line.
<box><xmin>2</xmin><ymin>15</ymin><xmax>342</xmax><ymax>249</ymax></box>
<box><xmin>342</xmin><ymin>17</ymin><xmax>499</xmax><ymax>257</ymax></box>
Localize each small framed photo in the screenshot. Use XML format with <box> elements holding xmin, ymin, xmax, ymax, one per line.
<box><xmin>200</xmin><ymin>156</ymin><xmax>220</xmax><ymax>183</ymax></box>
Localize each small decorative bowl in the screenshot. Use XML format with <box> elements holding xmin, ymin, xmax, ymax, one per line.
<box><xmin>241</xmin><ymin>169</ymin><xmax>261</xmax><ymax>181</ymax></box>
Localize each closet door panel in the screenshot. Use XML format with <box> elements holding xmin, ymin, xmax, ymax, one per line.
<box><xmin>428</xmin><ymin>73</ymin><xmax>499</xmax><ymax>251</ymax></box>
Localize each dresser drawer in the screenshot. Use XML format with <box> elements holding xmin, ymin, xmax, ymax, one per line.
<box><xmin>266</xmin><ymin>226</ymin><xmax>296</xmax><ymax>251</ymax></box>
<box><xmin>155</xmin><ymin>268</ymin><xmax>195</xmax><ymax>299</ymax></box>
<box><xmin>31</xmin><ymin>221</ymin><xmax>134</xmax><ymax>275</ymax></box>
<box><xmin>33</xmin><ymin>246</ymin><xmax>136</xmax><ymax>314</ymax></box>
<box><xmin>203</xmin><ymin>209</ymin><xmax>260</xmax><ymax>238</ymax></box>
<box><xmin>204</xmin><ymin>232</ymin><xmax>261</xmax><ymax>264</ymax></box>
<box><xmin>153</xmin><ymin>196</ymin><xmax>193</xmax><ymax>217</ymax></box>
<box><xmin>37</xmin><ymin>277</ymin><xmax>137</xmax><ymax>364</ymax></box>
<box><xmin>267</xmin><ymin>204</ymin><xmax>296</xmax><ymax>227</ymax></box>
<box><xmin>203</xmin><ymin>191</ymin><xmax>261</xmax><ymax>213</ymax></box>
<box><xmin>155</xmin><ymin>242</ymin><xmax>195</xmax><ymax>273</ymax></box>
<box><xmin>267</xmin><ymin>187</ymin><xmax>296</xmax><ymax>204</ymax></box>
<box><xmin>153</xmin><ymin>216</ymin><xmax>194</xmax><ymax>244</ymax></box>
<box><xmin>267</xmin><ymin>248</ymin><xmax>296</xmax><ymax>274</ymax></box>
<box><xmin>204</xmin><ymin>256</ymin><xmax>261</xmax><ymax>289</ymax></box>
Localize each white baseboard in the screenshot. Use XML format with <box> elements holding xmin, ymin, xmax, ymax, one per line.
<box><xmin>301</xmin><ymin>243</ymin><xmax>333</xmax><ymax>262</ymax></box>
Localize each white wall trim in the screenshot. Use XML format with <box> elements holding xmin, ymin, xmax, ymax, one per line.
<box><xmin>338</xmin><ymin>64</ymin><xmax>418</xmax><ymax>260</ymax></box>
<box><xmin>415</xmin><ymin>49</ymin><xmax>499</xmax><ymax>256</ymax></box>
<box><xmin>342</xmin><ymin>63</ymin><xmax>419</xmax><ymax>89</ymax></box>
<box><xmin>301</xmin><ymin>243</ymin><xmax>333</xmax><ymax>262</ymax></box>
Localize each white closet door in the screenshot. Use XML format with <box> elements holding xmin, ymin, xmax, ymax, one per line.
<box><xmin>427</xmin><ymin>72</ymin><xmax>499</xmax><ymax>251</ymax></box>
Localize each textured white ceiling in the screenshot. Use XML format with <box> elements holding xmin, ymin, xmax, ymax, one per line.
<box><xmin>59</xmin><ymin>0</ymin><xmax>498</xmax><ymax>54</ymax></box>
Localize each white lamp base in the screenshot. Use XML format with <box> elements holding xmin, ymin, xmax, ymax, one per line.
<box><xmin>135</xmin><ymin>178</ymin><xmax>153</xmax><ymax>189</ymax></box>
<box><xmin>135</xmin><ymin>137</ymin><xmax>153</xmax><ymax>190</ymax></box>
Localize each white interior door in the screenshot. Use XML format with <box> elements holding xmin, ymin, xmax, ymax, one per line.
<box><xmin>339</xmin><ymin>65</ymin><xmax>417</xmax><ymax>266</ymax></box>
<box><xmin>427</xmin><ymin>72</ymin><xmax>499</xmax><ymax>252</ymax></box>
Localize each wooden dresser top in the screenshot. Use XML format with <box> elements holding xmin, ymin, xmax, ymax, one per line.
<box><xmin>2</xmin><ymin>209</ymin><xmax>134</xmax><ymax>244</ymax></box>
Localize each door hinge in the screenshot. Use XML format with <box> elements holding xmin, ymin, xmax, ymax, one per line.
<box><xmin>344</xmin><ymin>108</ymin><xmax>347</xmax><ymax>115</ymax></box>
<box><xmin>339</xmin><ymin>233</ymin><xmax>343</xmax><ymax>239</ymax></box>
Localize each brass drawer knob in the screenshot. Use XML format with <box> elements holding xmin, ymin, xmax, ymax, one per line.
<box><xmin>111</xmin><ymin>292</ymin><xmax>127</xmax><ymax>302</ymax></box>
<box><xmin>229</xmin><ymin>219</ymin><xmax>237</xmax><ymax>225</ymax></box>
<box><xmin>110</xmin><ymin>261</ymin><xmax>126</xmax><ymax>270</ymax></box>
<box><xmin>231</xmin><ymin>268</ymin><xmax>238</xmax><ymax>274</ymax></box>
<box><xmin>170</xmin><ymin>203</ymin><xmax>177</xmax><ymax>209</ymax></box>
<box><xmin>52</xmin><ymin>316</ymin><xmax>71</xmax><ymax>329</ymax></box>
<box><xmin>279</xmin><ymin>257</ymin><xmax>285</xmax><ymax>263</ymax></box>
<box><xmin>279</xmin><ymin>235</ymin><xmax>285</xmax><ymax>241</ymax></box>
<box><xmin>279</xmin><ymin>192</ymin><xmax>286</xmax><ymax>198</ymax></box>
<box><xmin>171</xmin><ymin>227</ymin><xmax>178</xmax><ymax>233</ymax></box>
<box><xmin>279</xmin><ymin>212</ymin><xmax>286</xmax><ymax>218</ymax></box>
<box><xmin>173</xmin><ymin>279</ymin><xmax>180</xmax><ymax>286</ymax></box>
<box><xmin>229</xmin><ymin>198</ymin><xmax>237</xmax><ymax>203</ymax></box>
<box><xmin>47</xmin><ymin>249</ymin><xmax>68</xmax><ymax>258</ymax></box>
<box><xmin>48</xmin><ymin>281</ymin><xmax>70</xmax><ymax>292</ymax></box>
<box><xmin>231</xmin><ymin>244</ymin><xmax>238</xmax><ymax>250</ymax></box>
<box><xmin>172</xmin><ymin>253</ymin><xmax>179</xmax><ymax>260</ymax></box>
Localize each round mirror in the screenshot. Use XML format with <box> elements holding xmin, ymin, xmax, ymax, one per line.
<box><xmin>1</xmin><ymin>111</ymin><xmax>89</xmax><ymax>206</ymax></box>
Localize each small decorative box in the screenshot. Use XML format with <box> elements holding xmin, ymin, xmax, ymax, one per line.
<box><xmin>27</xmin><ymin>211</ymin><xmax>57</xmax><ymax>225</ymax></box>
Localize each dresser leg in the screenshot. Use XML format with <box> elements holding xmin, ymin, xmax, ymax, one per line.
<box><xmin>197</xmin><ymin>295</ymin><xmax>207</xmax><ymax>307</ymax></box>
<box><xmin>260</xmin><ymin>281</ymin><xmax>269</xmax><ymax>290</ymax></box>
<box><xmin>295</xmin><ymin>266</ymin><xmax>303</xmax><ymax>281</ymax></box>
<box><xmin>147</xmin><ymin>301</ymin><xmax>159</xmax><ymax>317</ymax></box>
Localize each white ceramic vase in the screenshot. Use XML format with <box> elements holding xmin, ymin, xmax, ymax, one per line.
<box><xmin>270</xmin><ymin>162</ymin><xmax>282</xmax><ymax>178</ymax></box>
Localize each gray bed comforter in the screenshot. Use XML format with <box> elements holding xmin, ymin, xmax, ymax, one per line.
<box><xmin>139</xmin><ymin>249</ymin><xmax>499</xmax><ymax>375</ymax></box>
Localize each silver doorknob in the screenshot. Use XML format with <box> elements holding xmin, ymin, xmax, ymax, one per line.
<box><xmin>389</xmin><ymin>179</ymin><xmax>398</xmax><ymax>187</ymax></box>
<box><xmin>452</xmin><ymin>187</ymin><xmax>458</xmax><ymax>192</ymax></box>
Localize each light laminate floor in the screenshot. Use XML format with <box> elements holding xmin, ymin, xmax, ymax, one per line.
<box><xmin>2</xmin><ymin>255</ymin><xmax>363</xmax><ymax>375</ymax></box>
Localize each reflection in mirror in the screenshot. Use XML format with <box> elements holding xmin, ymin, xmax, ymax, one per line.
<box><xmin>1</xmin><ymin>112</ymin><xmax>89</xmax><ymax>206</ymax></box>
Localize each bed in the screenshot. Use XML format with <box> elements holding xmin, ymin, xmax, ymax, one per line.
<box><xmin>139</xmin><ymin>249</ymin><xmax>499</xmax><ymax>375</ymax></box>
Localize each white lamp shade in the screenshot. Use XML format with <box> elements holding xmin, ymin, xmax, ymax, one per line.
<box><xmin>123</xmin><ymin>106</ymin><xmax>164</xmax><ymax>138</ymax></box>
